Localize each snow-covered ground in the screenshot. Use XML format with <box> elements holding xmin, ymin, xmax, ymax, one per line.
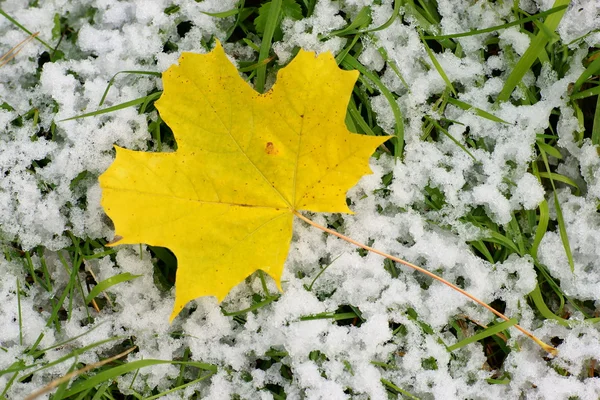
<box><xmin>2</xmin><ymin>0</ymin><xmax>600</xmax><ymax>398</ymax></box>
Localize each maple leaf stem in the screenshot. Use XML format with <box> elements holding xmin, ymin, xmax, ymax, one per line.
<box><xmin>292</xmin><ymin>210</ymin><xmax>557</xmax><ymax>356</ymax></box>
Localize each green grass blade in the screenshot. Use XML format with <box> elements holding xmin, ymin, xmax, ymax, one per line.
<box><xmin>257</xmin><ymin>270</ymin><xmax>271</xmax><ymax>297</ymax></box>
<box><xmin>335</xmin><ymin>34</ymin><xmax>361</xmax><ymax>67</ymax></box>
<box><xmin>345</xmin><ymin>107</ymin><xmax>358</xmax><ymax>132</ymax></box>
<box><xmin>222</xmin><ymin>295</ymin><xmax>280</xmax><ymax>317</ymax></box>
<box><xmin>534</xmin><ymin>18</ymin><xmax>560</xmax><ymax>42</ymax></box>
<box><xmin>16</xmin><ymin>279</ymin><xmax>23</xmax><ymax>346</ymax></box>
<box><xmin>340</xmin><ymin>54</ymin><xmax>404</xmax><ymax>157</ymax></box>
<box><xmin>593</xmin><ymin>94</ymin><xmax>600</xmax><ymax>145</ymax></box>
<box><xmin>482</xmin><ymin>231</ymin><xmax>521</xmax><ymax>255</ymax></box>
<box><xmin>420</xmin><ymin>31</ymin><xmax>456</xmax><ymax>96</ymax></box>
<box><xmin>150</xmin><ymin>114</ymin><xmax>163</xmax><ymax>151</ymax></box>
<box><xmin>429</xmin><ymin>118</ymin><xmax>476</xmax><ymax>160</ymax></box>
<box><xmin>487</xmin><ymin>377</ymin><xmax>511</xmax><ymax>385</ymax></box>
<box><xmin>508</xmin><ymin>213</ymin><xmax>526</xmax><ymax>255</ymax></box>
<box><xmin>538</xmin><ymin>172</ymin><xmax>580</xmax><ymax>194</ymax></box>
<box><xmin>80</xmin><ymin>249</ymin><xmax>116</xmax><ymax>260</ymax></box>
<box><xmin>422</xmin><ymin>5</ymin><xmax>568</xmax><ymax>40</ymax></box>
<box><xmin>536</xmin><ymin>266</ymin><xmax>567</xmax><ymax>316</ymax></box>
<box><xmin>377</xmin><ymin>46</ymin><xmax>410</xmax><ymax>91</ymax></box>
<box><xmin>98</xmin><ymin>71</ymin><xmax>161</xmax><ymax>106</ymax></box>
<box><xmin>23</xmin><ymin>251</ymin><xmax>37</xmax><ymax>287</ymax></box>
<box><xmin>302</xmin><ymin>0</ymin><xmax>316</xmax><ymax>17</ymax></box>
<box><xmin>224</xmin><ymin>0</ymin><xmax>247</xmax><ymax>40</ymax></box>
<box><xmin>62</xmin><ymin>359</ymin><xmax>217</xmax><ymax>397</ymax></box>
<box><xmin>371</xmin><ymin>360</ymin><xmax>397</xmax><ymax>370</ymax></box>
<box><xmin>39</xmin><ymin>253</ymin><xmax>77</xmax><ymax>333</ymax></box>
<box><xmin>573</xmin><ymin>101</ymin><xmax>585</xmax><ymax>144</ymax></box>
<box><xmin>139</xmin><ymin>92</ymin><xmax>159</xmax><ymax>114</ymax></box>
<box><xmin>447</xmin><ymin>98</ymin><xmax>508</xmax><ymax>124</ymax></box>
<box><xmin>497</xmin><ymin>0</ymin><xmax>569</xmax><ymax>102</ymax></box>
<box><xmin>37</xmin><ymin>248</ymin><xmax>52</xmax><ymax>291</ymax></box>
<box><xmin>358</xmin><ymin>0</ymin><xmax>401</xmax><ymax>34</ymax></box>
<box><xmin>469</xmin><ymin>240</ymin><xmax>495</xmax><ymax>263</ymax></box>
<box><xmin>413</xmin><ymin>0</ymin><xmax>441</xmax><ymax>25</ymax></box>
<box><xmin>60</xmin><ymin>92</ymin><xmax>162</xmax><ymax>121</ymax></box>
<box><xmin>347</xmin><ymin>97</ymin><xmax>377</xmax><ymax>136</ymax></box>
<box><xmin>304</xmin><ymin>254</ymin><xmax>342</xmax><ymax>291</ymax></box>
<box><xmin>571</xmin><ymin>84</ymin><xmax>600</xmax><ymax>100</ymax></box>
<box><xmin>300</xmin><ymin>312</ymin><xmax>358</xmax><ymax>321</ymax></box>
<box><xmin>53</xmin><ymin>360</ymin><xmax>78</xmax><ymax>399</ymax></box>
<box><xmin>530</xmin><ymin>199</ymin><xmax>549</xmax><ymax>259</ymax></box>
<box><xmin>90</xmin><ymin>382</ymin><xmax>110</xmax><ymax>399</ymax></box>
<box><xmin>330</xmin><ymin>6</ymin><xmax>371</xmax><ymax>37</ymax></box>
<box><xmin>539</xmin><ymin>148</ymin><xmax>575</xmax><ymax>272</ymax></box>
<box><xmin>529</xmin><ymin>285</ymin><xmax>570</xmax><ymax>326</ymax></box>
<box><xmin>404</xmin><ymin>1</ymin><xmax>437</xmax><ymax>34</ymax></box>
<box><xmin>201</xmin><ymin>8</ymin><xmax>240</xmax><ymax>18</ymax></box>
<box><xmin>380</xmin><ymin>378</ymin><xmax>421</xmax><ymax>400</ymax></box>
<box><xmin>85</xmin><ymin>272</ymin><xmax>141</xmax><ymax>304</ymax></box>
<box><xmin>31</xmin><ymin>322</ymin><xmax>112</xmax><ymax>357</ymax></box>
<box><xmin>404</xmin><ymin>2</ymin><xmax>455</xmax><ymax>51</ymax></box>
<box><xmin>238</xmin><ymin>56</ymin><xmax>275</xmax><ymax>73</ymax></box>
<box><xmin>175</xmin><ymin>348</ymin><xmax>190</xmax><ymax>388</ymax></box>
<box><xmin>0</xmin><ymin>8</ymin><xmax>53</xmax><ymax>50</ymax></box>
<box><xmin>447</xmin><ymin>318</ymin><xmax>517</xmax><ymax>352</ymax></box>
<box><xmin>536</xmin><ymin>140</ymin><xmax>562</xmax><ymax>159</ymax></box>
<box><xmin>144</xmin><ymin>373</ymin><xmax>215</xmax><ymax>400</ymax></box>
<box><xmin>0</xmin><ymin>360</ymin><xmax>28</xmax><ymax>379</ymax></box>
<box><xmin>255</xmin><ymin>0</ymin><xmax>281</xmax><ymax>93</ymax></box>
<box><xmin>552</xmin><ymin>191</ymin><xmax>574</xmax><ymax>272</ymax></box>
<box><xmin>22</xmin><ymin>337</ymin><xmax>123</xmax><ymax>381</ymax></box>
<box><xmin>0</xmin><ymin>371</ymin><xmax>20</xmax><ymax>396</ymax></box>
<box><xmin>566</xmin><ymin>29</ymin><xmax>600</xmax><ymax>47</ymax></box>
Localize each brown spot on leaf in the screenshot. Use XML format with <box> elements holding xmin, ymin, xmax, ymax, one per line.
<box><xmin>265</xmin><ymin>142</ymin><xmax>279</xmax><ymax>155</ymax></box>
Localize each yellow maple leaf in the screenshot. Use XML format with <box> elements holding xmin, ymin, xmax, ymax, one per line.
<box><xmin>99</xmin><ymin>42</ymin><xmax>389</xmax><ymax>321</ymax></box>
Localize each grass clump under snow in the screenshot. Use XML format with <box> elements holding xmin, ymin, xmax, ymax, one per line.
<box><xmin>2</xmin><ymin>0</ymin><xmax>600</xmax><ymax>399</ymax></box>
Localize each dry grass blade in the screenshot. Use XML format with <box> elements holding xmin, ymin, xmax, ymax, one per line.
<box><xmin>24</xmin><ymin>346</ymin><xmax>136</xmax><ymax>400</ymax></box>
<box><xmin>459</xmin><ymin>314</ymin><xmax>508</xmax><ymax>343</ymax></box>
<box><xmin>0</xmin><ymin>32</ymin><xmax>38</xmax><ymax>68</ymax></box>
<box><xmin>84</xmin><ymin>259</ymin><xmax>114</xmax><ymax>308</ymax></box>
<box><xmin>293</xmin><ymin>211</ymin><xmax>557</xmax><ymax>355</ymax></box>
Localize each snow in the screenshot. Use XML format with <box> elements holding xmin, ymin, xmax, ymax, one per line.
<box><xmin>1</xmin><ymin>0</ymin><xmax>600</xmax><ymax>399</ymax></box>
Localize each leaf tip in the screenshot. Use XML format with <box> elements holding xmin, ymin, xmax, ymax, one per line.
<box><xmin>170</xmin><ymin>296</ymin><xmax>189</xmax><ymax>322</ymax></box>
<box><xmin>273</xmin><ymin>277</ymin><xmax>284</xmax><ymax>293</ymax></box>
<box><xmin>169</xmin><ymin>308</ymin><xmax>180</xmax><ymax>324</ymax></box>
<box><xmin>212</xmin><ymin>38</ymin><xmax>223</xmax><ymax>50</ymax></box>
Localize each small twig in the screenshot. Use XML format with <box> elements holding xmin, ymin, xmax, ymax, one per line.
<box><xmin>84</xmin><ymin>259</ymin><xmax>114</xmax><ymax>308</ymax></box>
<box><xmin>293</xmin><ymin>210</ymin><xmax>557</xmax><ymax>355</ymax></box>
<box><xmin>0</xmin><ymin>32</ymin><xmax>38</xmax><ymax>68</ymax></box>
<box><xmin>84</xmin><ymin>260</ymin><xmax>101</xmax><ymax>312</ymax></box>
<box><xmin>90</xmin><ymin>296</ymin><xmax>101</xmax><ymax>312</ymax></box>
<box><xmin>24</xmin><ymin>346</ymin><xmax>136</xmax><ymax>400</ymax></box>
